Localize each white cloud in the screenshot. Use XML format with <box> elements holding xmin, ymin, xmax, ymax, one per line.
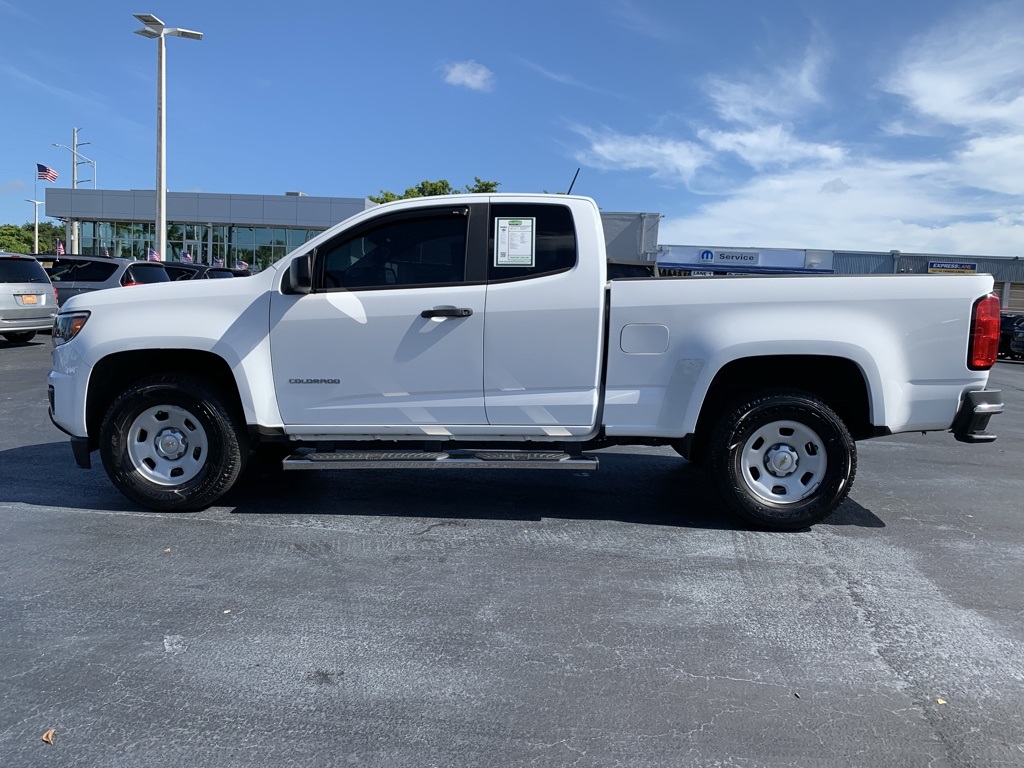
<box><xmin>0</xmin><ymin>1</ymin><xmax>31</xmax><ymax>20</ymax></box>
<box><xmin>657</xmin><ymin>159</ymin><xmax>1024</xmax><ymax>255</ymax></box>
<box><xmin>609</xmin><ymin>0</ymin><xmax>673</xmax><ymax>40</ymax></box>
<box><xmin>952</xmin><ymin>134</ymin><xmax>1024</xmax><ymax>195</ymax></box>
<box><xmin>820</xmin><ymin>178</ymin><xmax>851</xmax><ymax>194</ymax></box>
<box><xmin>568</xmin><ymin>6</ymin><xmax>1024</xmax><ymax>257</ymax></box>
<box><xmin>697</xmin><ymin>125</ymin><xmax>844</xmax><ymax>170</ymax></box>
<box><xmin>884</xmin><ymin>3</ymin><xmax>1024</xmax><ymax>130</ymax></box>
<box><xmin>441</xmin><ymin>60</ymin><xmax>495</xmax><ymax>92</ymax></box>
<box><xmin>705</xmin><ymin>44</ymin><xmax>829</xmax><ymax>126</ymax></box>
<box><xmin>570</xmin><ymin>126</ymin><xmax>709</xmax><ymax>183</ymax></box>
<box><xmin>520</xmin><ymin>59</ymin><xmax>606</xmax><ymax>94</ymax></box>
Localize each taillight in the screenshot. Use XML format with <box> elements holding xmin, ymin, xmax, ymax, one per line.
<box><xmin>122</xmin><ymin>281</ymin><xmax>139</xmax><ymax>287</ymax></box>
<box><xmin>52</xmin><ymin>286</ymin><xmax>59</xmax><ymax>304</ymax></box>
<box><xmin>968</xmin><ymin>293</ymin><xmax>1000</xmax><ymax>370</ymax></box>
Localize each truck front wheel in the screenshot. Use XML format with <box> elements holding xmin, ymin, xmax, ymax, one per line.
<box><xmin>99</xmin><ymin>374</ymin><xmax>248</xmax><ymax>511</ymax></box>
<box><xmin>708</xmin><ymin>389</ymin><xmax>856</xmax><ymax>530</ymax></box>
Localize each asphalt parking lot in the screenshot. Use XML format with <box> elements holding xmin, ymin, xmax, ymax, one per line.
<box><xmin>2</xmin><ymin>337</ymin><xmax>1022</xmax><ymax>767</ymax></box>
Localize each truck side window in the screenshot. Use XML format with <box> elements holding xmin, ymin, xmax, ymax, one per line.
<box><xmin>317</xmin><ymin>209</ymin><xmax>468</xmax><ymax>290</ymax></box>
<box><xmin>487</xmin><ymin>203</ymin><xmax>577</xmax><ymax>282</ymax></box>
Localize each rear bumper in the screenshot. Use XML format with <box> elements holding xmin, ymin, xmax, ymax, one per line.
<box><xmin>0</xmin><ymin>314</ymin><xmax>55</xmax><ymax>333</ymax></box>
<box><xmin>951</xmin><ymin>389</ymin><xmax>1003</xmax><ymax>443</ymax></box>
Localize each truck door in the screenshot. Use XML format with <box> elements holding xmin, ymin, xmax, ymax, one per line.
<box><xmin>482</xmin><ymin>200</ymin><xmax>605</xmax><ymax>430</ymax></box>
<box><xmin>269</xmin><ymin>205</ymin><xmax>487</xmax><ymax>429</ymax></box>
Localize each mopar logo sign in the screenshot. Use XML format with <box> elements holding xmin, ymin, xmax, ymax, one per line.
<box><xmin>700</xmin><ymin>249</ymin><xmax>714</xmax><ymax>262</ymax></box>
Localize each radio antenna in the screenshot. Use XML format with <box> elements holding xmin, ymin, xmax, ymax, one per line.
<box><xmin>566</xmin><ymin>167</ymin><xmax>580</xmax><ymax>195</ymax></box>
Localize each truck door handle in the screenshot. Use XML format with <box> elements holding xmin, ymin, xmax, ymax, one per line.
<box><xmin>420</xmin><ymin>307</ymin><xmax>473</xmax><ymax>318</ymax></box>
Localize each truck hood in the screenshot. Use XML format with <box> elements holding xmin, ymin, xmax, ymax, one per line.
<box><xmin>62</xmin><ymin>265</ymin><xmax>276</xmax><ymax>314</ymax></box>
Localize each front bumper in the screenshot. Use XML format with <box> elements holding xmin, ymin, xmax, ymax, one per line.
<box><xmin>951</xmin><ymin>389</ymin><xmax>1003</xmax><ymax>443</ymax></box>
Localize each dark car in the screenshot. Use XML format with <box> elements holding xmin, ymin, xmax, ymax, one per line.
<box><xmin>999</xmin><ymin>314</ymin><xmax>1024</xmax><ymax>359</ymax></box>
<box><xmin>163</xmin><ymin>260</ymin><xmax>236</xmax><ymax>281</ymax></box>
<box><xmin>0</xmin><ymin>252</ymin><xmax>58</xmax><ymax>343</ymax></box>
<box><xmin>39</xmin><ymin>255</ymin><xmax>171</xmax><ymax>306</ymax></box>
<box><xmin>1011</xmin><ymin>323</ymin><xmax>1024</xmax><ymax>358</ymax></box>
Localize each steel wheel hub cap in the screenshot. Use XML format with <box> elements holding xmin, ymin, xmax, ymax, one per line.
<box><xmin>156</xmin><ymin>428</ymin><xmax>188</xmax><ymax>460</ymax></box>
<box><xmin>739</xmin><ymin>419</ymin><xmax>827</xmax><ymax>504</ymax></box>
<box><xmin>764</xmin><ymin>444</ymin><xmax>800</xmax><ymax>476</ymax></box>
<box><xmin>126</xmin><ymin>404</ymin><xmax>209</xmax><ymax>486</ymax></box>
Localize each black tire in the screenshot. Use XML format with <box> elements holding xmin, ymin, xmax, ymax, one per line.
<box><xmin>99</xmin><ymin>374</ymin><xmax>249</xmax><ymax>511</ymax></box>
<box><xmin>708</xmin><ymin>389</ymin><xmax>856</xmax><ymax>531</ymax></box>
<box><xmin>3</xmin><ymin>331</ymin><xmax>37</xmax><ymax>343</ymax></box>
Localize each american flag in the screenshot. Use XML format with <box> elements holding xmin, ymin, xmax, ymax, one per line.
<box><xmin>56</xmin><ymin>239</ymin><xmax>65</xmax><ymax>255</ymax></box>
<box><xmin>235</xmin><ymin>259</ymin><xmax>249</xmax><ymax>270</ymax></box>
<box><xmin>147</xmin><ymin>247</ymin><xmax>161</xmax><ymax>262</ymax></box>
<box><xmin>213</xmin><ymin>257</ymin><xmax>224</xmax><ymax>267</ymax></box>
<box><xmin>37</xmin><ymin>164</ymin><xmax>59</xmax><ymax>183</ymax></box>
<box><xmin>181</xmin><ymin>252</ymin><xmax>193</xmax><ymax>263</ymax></box>
<box><xmin>103</xmin><ymin>247</ymin><xmax>110</xmax><ymax>258</ymax></box>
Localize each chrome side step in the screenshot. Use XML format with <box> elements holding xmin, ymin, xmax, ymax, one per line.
<box><xmin>282</xmin><ymin>449</ymin><xmax>598</xmax><ymax>471</ymax></box>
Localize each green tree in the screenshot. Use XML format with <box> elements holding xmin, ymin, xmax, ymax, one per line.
<box><xmin>36</xmin><ymin>221</ymin><xmax>66</xmax><ymax>253</ymax></box>
<box><xmin>0</xmin><ymin>222</ymin><xmax>65</xmax><ymax>254</ymax></box>
<box><xmin>0</xmin><ymin>225</ymin><xmax>32</xmax><ymax>254</ymax></box>
<box><xmin>369</xmin><ymin>177</ymin><xmax>500</xmax><ymax>204</ymax></box>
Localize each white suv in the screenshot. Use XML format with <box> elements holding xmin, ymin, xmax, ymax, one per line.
<box><xmin>0</xmin><ymin>252</ymin><xmax>58</xmax><ymax>343</ymax></box>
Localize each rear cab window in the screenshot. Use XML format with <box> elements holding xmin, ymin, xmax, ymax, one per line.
<box><xmin>486</xmin><ymin>203</ymin><xmax>577</xmax><ymax>282</ymax></box>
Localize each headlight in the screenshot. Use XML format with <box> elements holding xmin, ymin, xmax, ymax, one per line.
<box><xmin>52</xmin><ymin>311</ymin><xmax>90</xmax><ymax>346</ymax></box>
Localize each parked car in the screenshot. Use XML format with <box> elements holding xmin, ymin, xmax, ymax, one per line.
<box><xmin>163</xmin><ymin>260</ymin><xmax>236</xmax><ymax>281</ymax></box>
<box><xmin>1011</xmin><ymin>323</ymin><xmax>1024</xmax><ymax>358</ymax></box>
<box><xmin>999</xmin><ymin>313</ymin><xmax>1024</xmax><ymax>359</ymax></box>
<box><xmin>39</xmin><ymin>255</ymin><xmax>171</xmax><ymax>306</ymax></box>
<box><xmin>0</xmin><ymin>251</ymin><xmax>58</xmax><ymax>343</ymax></box>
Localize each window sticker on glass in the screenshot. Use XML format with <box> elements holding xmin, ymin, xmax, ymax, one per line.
<box><xmin>494</xmin><ymin>217</ymin><xmax>535</xmax><ymax>267</ymax></box>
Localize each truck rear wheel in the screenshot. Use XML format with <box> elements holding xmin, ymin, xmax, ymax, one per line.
<box><xmin>2</xmin><ymin>331</ymin><xmax>37</xmax><ymax>343</ymax></box>
<box><xmin>99</xmin><ymin>374</ymin><xmax>248</xmax><ymax>511</ymax></box>
<box><xmin>708</xmin><ymin>389</ymin><xmax>856</xmax><ymax>530</ymax></box>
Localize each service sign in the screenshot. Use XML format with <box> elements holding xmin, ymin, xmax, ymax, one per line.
<box><xmin>700</xmin><ymin>249</ymin><xmax>761</xmax><ymax>266</ymax></box>
<box><xmin>928</xmin><ymin>261</ymin><xmax>977</xmax><ymax>274</ymax></box>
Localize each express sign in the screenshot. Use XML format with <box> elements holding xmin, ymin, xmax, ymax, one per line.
<box><xmin>928</xmin><ymin>261</ymin><xmax>978</xmax><ymax>274</ymax></box>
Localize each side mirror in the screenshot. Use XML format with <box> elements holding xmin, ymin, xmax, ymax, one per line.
<box><xmin>285</xmin><ymin>253</ymin><xmax>312</xmax><ymax>295</ymax></box>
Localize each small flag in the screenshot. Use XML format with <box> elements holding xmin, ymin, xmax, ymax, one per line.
<box><xmin>213</xmin><ymin>257</ymin><xmax>224</xmax><ymax>267</ymax></box>
<box><xmin>234</xmin><ymin>259</ymin><xmax>249</xmax><ymax>270</ymax></box>
<box><xmin>104</xmin><ymin>246</ymin><xmax>110</xmax><ymax>258</ymax></box>
<box><xmin>37</xmin><ymin>164</ymin><xmax>59</xmax><ymax>183</ymax></box>
<box><xmin>147</xmin><ymin>247</ymin><xmax>161</xmax><ymax>262</ymax></box>
<box><xmin>56</xmin><ymin>239</ymin><xmax>65</xmax><ymax>255</ymax></box>
<box><xmin>181</xmin><ymin>252</ymin><xmax>193</xmax><ymax>263</ymax></box>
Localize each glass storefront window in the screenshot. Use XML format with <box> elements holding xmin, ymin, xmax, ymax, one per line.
<box><xmin>61</xmin><ymin>219</ymin><xmax>324</xmax><ymax>267</ymax></box>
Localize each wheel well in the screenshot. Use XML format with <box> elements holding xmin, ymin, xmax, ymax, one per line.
<box><xmin>85</xmin><ymin>350</ymin><xmax>243</xmax><ymax>451</ymax></box>
<box><xmin>687</xmin><ymin>355</ymin><xmax>872</xmax><ymax>463</ymax></box>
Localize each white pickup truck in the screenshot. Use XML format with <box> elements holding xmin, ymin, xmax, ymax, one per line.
<box><xmin>48</xmin><ymin>194</ymin><xmax>1004</xmax><ymax>529</ymax></box>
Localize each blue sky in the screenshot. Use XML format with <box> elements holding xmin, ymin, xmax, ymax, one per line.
<box><xmin>2</xmin><ymin>0</ymin><xmax>1023</xmax><ymax>256</ymax></box>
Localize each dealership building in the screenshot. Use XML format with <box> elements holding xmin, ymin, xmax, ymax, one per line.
<box><xmin>44</xmin><ymin>187</ymin><xmax>372</xmax><ymax>271</ymax></box>
<box><xmin>44</xmin><ymin>186</ymin><xmax>1024</xmax><ymax>313</ymax></box>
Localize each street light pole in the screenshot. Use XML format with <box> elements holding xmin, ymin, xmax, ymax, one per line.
<box><xmin>133</xmin><ymin>13</ymin><xmax>203</xmax><ymax>263</ymax></box>
<box><xmin>53</xmin><ymin>129</ymin><xmax>98</xmax><ymax>254</ymax></box>
<box><xmin>25</xmin><ymin>199</ymin><xmax>43</xmax><ymax>254</ymax></box>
